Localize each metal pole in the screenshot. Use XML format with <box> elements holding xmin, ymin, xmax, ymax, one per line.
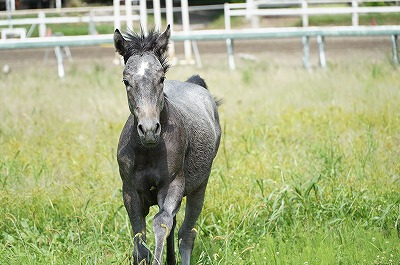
<box><xmin>55</xmin><ymin>46</ymin><xmax>65</xmax><ymax>78</ymax></box>
<box><xmin>192</xmin><ymin>41</ymin><xmax>202</xmax><ymax>68</ymax></box>
<box><xmin>126</xmin><ymin>0</ymin><xmax>133</xmax><ymax>30</ymax></box>
<box><xmin>317</xmin><ymin>35</ymin><xmax>326</xmax><ymax>68</ymax></box>
<box><xmin>153</xmin><ymin>0</ymin><xmax>162</xmax><ymax>30</ymax></box>
<box><xmin>227</xmin><ymin>39</ymin><xmax>235</xmax><ymax>70</ymax></box>
<box><xmin>224</xmin><ymin>3</ymin><xmax>235</xmax><ymax>70</ymax></box>
<box><xmin>391</xmin><ymin>35</ymin><xmax>399</xmax><ymax>66</ymax></box>
<box><xmin>113</xmin><ymin>0</ymin><xmax>121</xmax><ymax>30</ymax></box>
<box><xmin>181</xmin><ymin>0</ymin><xmax>192</xmax><ymax>63</ymax></box>
<box><xmin>302</xmin><ymin>36</ymin><xmax>311</xmax><ymax>69</ymax></box>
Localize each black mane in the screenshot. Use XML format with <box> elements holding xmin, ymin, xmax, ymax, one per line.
<box><xmin>123</xmin><ymin>28</ymin><xmax>170</xmax><ymax>73</ymax></box>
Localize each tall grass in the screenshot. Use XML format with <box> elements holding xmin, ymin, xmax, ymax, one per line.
<box><xmin>0</xmin><ymin>55</ymin><xmax>399</xmax><ymax>264</ymax></box>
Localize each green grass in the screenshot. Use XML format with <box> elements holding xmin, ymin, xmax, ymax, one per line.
<box><xmin>1</xmin><ymin>56</ymin><xmax>400</xmax><ymax>264</ymax></box>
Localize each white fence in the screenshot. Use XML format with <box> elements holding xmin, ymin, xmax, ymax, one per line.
<box><xmin>0</xmin><ymin>5</ymin><xmax>141</xmax><ymax>38</ymax></box>
<box><xmin>0</xmin><ymin>2</ymin><xmax>399</xmax><ymax>75</ymax></box>
<box><xmin>225</xmin><ymin>0</ymin><xmax>400</xmax><ymax>29</ymax></box>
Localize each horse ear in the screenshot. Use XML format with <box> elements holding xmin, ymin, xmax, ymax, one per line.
<box><xmin>114</xmin><ymin>29</ymin><xmax>126</xmax><ymax>56</ymax></box>
<box><xmin>155</xmin><ymin>24</ymin><xmax>170</xmax><ymax>54</ymax></box>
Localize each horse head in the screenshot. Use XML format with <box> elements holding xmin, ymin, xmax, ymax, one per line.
<box><xmin>114</xmin><ymin>25</ymin><xmax>170</xmax><ymax>147</ymax></box>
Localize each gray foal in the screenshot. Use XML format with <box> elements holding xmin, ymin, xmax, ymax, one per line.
<box><xmin>114</xmin><ymin>25</ymin><xmax>221</xmax><ymax>265</ymax></box>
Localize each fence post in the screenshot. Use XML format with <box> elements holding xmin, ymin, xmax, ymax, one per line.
<box><xmin>126</xmin><ymin>0</ymin><xmax>133</xmax><ymax>30</ymax></box>
<box><xmin>352</xmin><ymin>0</ymin><xmax>359</xmax><ymax>26</ymax></box>
<box><xmin>56</xmin><ymin>0</ymin><xmax>62</xmax><ymax>10</ymax></box>
<box><xmin>153</xmin><ymin>0</ymin><xmax>162</xmax><ymax>30</ymax></box>
<box><xmin>181</xmin><ymin>0</ymin><xmax>192</xmax><ymax>63</ymax></box>
<box><xmin>247</xmin><ymin>0</ymin><xmax>259</xmax><ymax>28</ymax></box>
<box><xmin>224</xmin><ymin>3</ymin><xmax>231</xmax><ymax>30</ymax></box>
<box><xmin>8</xmin><ymin>0</ymin><xmax>15</xmax><ymax>11</ymax></box>
<box><xmin>6</xmin><ymin>0</ymin><xmax>12</xmax><ymax>29</ymax></box>
<box><xmin>165</xmin><ymin>0</ymin><xmax>175</xmax><ymax>59</ymax></box>
<box><xmin>246</xmin><ymin>0</ymin><xmax>252</xmax><ymax>21</ymax></box>
<box><xmin>113</xmin><ymin>0</ymin><xmax>121</xmax><ymax>30</ymax></box>
<box><xmin>89</xmin><ymin>10</ymin><xmax>97</xmax><ymax>35</ymax></box>
<box><xmin>140</xmin><ymin>0</ymin><xmax>147</xmax><ymax>34</ymax></box>
<box><xmin>38</xmin><ymin>11</ymin><xmax>46</xmax><ymax>37</ymax></box>
<box><xmin>301</xmin><ymin>0</ymin><xmax>309</xmax><ymax>27</ymax></box>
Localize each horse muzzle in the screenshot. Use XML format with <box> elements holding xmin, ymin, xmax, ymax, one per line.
<box><xmin>137</xmin><ymin>119</ymin><xmax>161</xmax><ymax>147</ymax></box>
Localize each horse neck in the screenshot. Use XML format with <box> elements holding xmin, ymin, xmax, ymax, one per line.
<box><xmin>160</xmin><ymin>94</ymin><xmax>183</xmax><ymax>129</ymax></box>
<box><xmin>160</xmin><ymin>94</ymin><xmax>171</xmax><ymax>127</ymax></box>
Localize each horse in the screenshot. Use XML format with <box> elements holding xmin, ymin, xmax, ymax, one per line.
<box><xmin>114</xmin><ymin>25</ymin><xmax>221</xmax><ymax>265</ymax></box>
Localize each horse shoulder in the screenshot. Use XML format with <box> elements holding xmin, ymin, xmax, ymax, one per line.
<box><xmin>117</xmin><ymin>116</ymin><xmax>136</xmax><ymax>178</ymax></box>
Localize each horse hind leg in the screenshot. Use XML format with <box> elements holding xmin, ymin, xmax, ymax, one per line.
<box><xmin>178</xmin><ymin>182</ymin><xmax>208</xmax><ymax>265</ymax></box>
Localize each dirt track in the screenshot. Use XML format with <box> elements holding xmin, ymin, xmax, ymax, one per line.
<box><xmin>0</xmin><ymin>36</ymin><xmax>394</xmax><ymax>69</ymax></box>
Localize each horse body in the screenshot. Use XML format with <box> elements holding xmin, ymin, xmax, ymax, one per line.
<box><xmin>114</xmin><ymin>26</ymin><xmax>220</xmax><ymax>265</ymax></box>
<box><xmin>163</xmin><ymin>80</ymin><xmax>221</xmax><ymax>191</ymax></box>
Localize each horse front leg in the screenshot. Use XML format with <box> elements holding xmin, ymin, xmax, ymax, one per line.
<box><xmin>152</xmin><ymin>173</ymin><xmax>184</xmax><ymax>265</ymax></box>
<box><xmin>122</xmin><ymin>184</ymin><xmax>151</xmax><ymax>265</ymax></box>
<box><xmin>166</xmin><ymin>216</ymin><xmax>177</xmax><ymax>265</ymax></box>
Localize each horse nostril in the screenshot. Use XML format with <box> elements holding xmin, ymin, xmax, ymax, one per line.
<box><xmin>137</xmin><ymin>124</ymin><xmax>145</xmax><ymax>136</ymax></box>
<box><xmin>155</xmin><ymin>123</ymin><xmax>161</xmax><ymax>135</ymax></box>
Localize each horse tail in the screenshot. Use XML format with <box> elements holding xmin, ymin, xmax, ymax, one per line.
<box><xmin>186</xmin><ymin>75</ymin><xmax>222</xmax><ymax>107</ymax></box>
<box><xmin>186</xmin><ymin>74</ymin><xmax>208</xmax><ymax>90</ymax></box>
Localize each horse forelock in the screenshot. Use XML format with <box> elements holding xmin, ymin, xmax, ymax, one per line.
<box><xmin>123</xmin><ymin>28</ymin><xmax>170</xmax><ymax>73</ymax></box>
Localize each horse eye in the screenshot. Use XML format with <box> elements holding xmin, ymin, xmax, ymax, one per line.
<box><xmin>122</xmin><ymin>79</ymin><xmax>129</xmax><ymax>87</ymax></box>
<box><xmin>159</xmin><ymin>77</ymin><xmax>165</xmax><ymax>84</ymax></box>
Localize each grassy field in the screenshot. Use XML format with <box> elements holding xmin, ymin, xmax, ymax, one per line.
<box><xmin>0</xmin><ymin>55</ymin><xmax>399</xmax><ymax>264</ymax></box>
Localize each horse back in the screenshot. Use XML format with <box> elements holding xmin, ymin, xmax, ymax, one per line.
<box><xmin>164</xmin><ymin>79</ymin><xmax>220</xmax><ymax>142</ymax></box>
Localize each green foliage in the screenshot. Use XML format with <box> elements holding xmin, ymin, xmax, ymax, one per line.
<box><xmin>363</xmin><ymin>1</ymin><xmax>387</xmax><ymax>7</ymax></box>
<box><xmin>1</xmin><ymin>57</ymin><xmax>399</xmax><ymax>264</ymax></box>
<box><xmin>67</xmin><ymin>0</ymin><xmax>85</xmax><ymax>8</ymax></box>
